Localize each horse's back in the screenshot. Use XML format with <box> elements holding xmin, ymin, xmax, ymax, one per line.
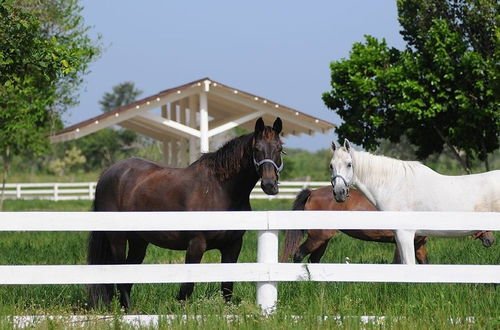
<box><xmin>306</xmin><ymin>186</ymin><xmax>376</xmax><ymax>211</ymax></box>
<box><xmin>94</xmin><ymin>157</ymin><xmax>169</xmax><ymax>211</ymax></box>
<box><xmin>434</xmin><ymin>169</ymin><xmax>500</xmax><ymax>211</ymax></box>
<box><xmin>471</xmin><ymin>170</ymin><xmax>500</xmax><ymax>211</ymax></box>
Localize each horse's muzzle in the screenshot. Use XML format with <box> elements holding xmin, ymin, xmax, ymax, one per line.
<box><xmin>332</xmin><ymin>187</ymin><xmax>349</xmax><ymax>203</ymax></box>
<box><xmin>261</xmin><ymin>178</ymin><xmax>279</xmax><ymax>195</ymax></box>
<box><xmin>331</xmin><ymin>175</ymin><xmax>349</xmax><ymax>203</ymax></box>
<box><xmin>475</xmin><ymin>231</ymin><xmax>495</xmax><ymax>248</ymax></box>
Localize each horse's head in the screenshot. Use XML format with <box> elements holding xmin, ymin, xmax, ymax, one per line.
<box><xmin>474</xmin><ymin>231</ymin><xmax>496</xmax><ymax>248</ymax></box>
<box><xmin>253</xmin><ymin>117</ymin><xmax>284</xmax><ymax>195</ymax></box>
<box><xmin>330</xmin><ymin>139</ymin><xmax>354</xmax><ymax>202</ymax></box>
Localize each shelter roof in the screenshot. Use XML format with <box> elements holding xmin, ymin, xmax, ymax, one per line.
<box><xmin>50</xmin><ymin>77</ymin><xmax>335</xmax><ymax>143</ymax></box>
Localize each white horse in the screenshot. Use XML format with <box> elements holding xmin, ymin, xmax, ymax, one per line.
<box><xmin>329</xmin><ymin>139</ymin><xmax>500</xmax><ymax>264</ymax></box>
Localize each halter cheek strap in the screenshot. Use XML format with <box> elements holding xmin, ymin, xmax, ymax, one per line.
<box><xmin>253</xmin><ymin>157</ymin><xmax>284</xmax><ymax>173</ymax></box>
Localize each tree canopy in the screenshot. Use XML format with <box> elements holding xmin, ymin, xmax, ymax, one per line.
<box><xmin>323</xmin><ymin>0</ymin><xmax>499</xmax><ymax>173</ymax></box>
<box><xmin>57</xmin><ymin>82</ymin><xmax>143</xmax><ymax>171</ymax></box>
<box><xmin>0</xmin><ymin>0</ymin><xmax>99</xmax><ymax>208</ymax></box>
<box><xmin>99</xmin><ymin>81</ymin><xmax>143</xmax><ymax>112</ymax></box>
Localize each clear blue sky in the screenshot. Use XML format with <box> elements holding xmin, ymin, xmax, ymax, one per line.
<box><xmin>68</xmin><ymin>1</ymin><xmax>405</xmax><ymax>151</ymax></box>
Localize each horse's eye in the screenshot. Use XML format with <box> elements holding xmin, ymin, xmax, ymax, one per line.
<box><xmin>347</xmin><ymin>162</ymin><xmax>352</xmax><ymax>168</ymax></box>
<box><xmin>329</xmin><ymin>164</ymin><xmax>333</xmax><ymax>170</ymax></box>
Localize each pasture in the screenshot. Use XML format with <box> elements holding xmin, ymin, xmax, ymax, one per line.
<box><xmin>0</xmin><ymin>199</ymin><xmax>498</xmax><ymax>329</ymax></box>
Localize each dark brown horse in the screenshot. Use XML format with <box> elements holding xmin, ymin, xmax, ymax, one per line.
<box><xmin>88</xmin><ymin>117</ymin><xmax>284</xmax><ymax>309</ymax></box>
<box><xmin>281</xmin><ymin>186</ymin><xmax>430</xmax><ymax>264</ymax></box>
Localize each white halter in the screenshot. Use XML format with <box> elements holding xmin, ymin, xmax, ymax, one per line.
<box><xmin>253</xmin><ymin>156</ymin><xmax>284</xmax><ymax>174</ymax></box>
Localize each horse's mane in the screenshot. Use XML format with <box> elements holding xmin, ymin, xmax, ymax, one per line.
<box><xmin>190</xmin><ymin>132</ymin><xmax>254</xmax><ymax>180</ymax></box>
<box><xmin>351</xmin><ymin>149</ymin><xmax>424</xmax><ymax>187</ymax></box>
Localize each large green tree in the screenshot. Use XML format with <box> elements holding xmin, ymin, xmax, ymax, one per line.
<box><xmin>99</xmin><ymin>81</ymin><xmax>143</xmax><ymax>112</ymax></box>
<box><xmin>60</xmin><ymin>82</ymin><xmax>143</xmax><ymax>170</ymax></box>
<box><xmin>323</xmin><ymin>0</ymin><xmax>499</xmax><ymax>173</ymax></box>
<box><xmin>0</xmin><ymin>0</ymin><xmax>99</xmax><ymax>209</ymax></box>
<box><xmin>13</xmin><ymin>0</ymin><xmax>100</xmax><ymax>114</ymax></box>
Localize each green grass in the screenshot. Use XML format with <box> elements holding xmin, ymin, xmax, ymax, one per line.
<box><xmin>0</xmin><ymin>199</ymin><xmax>498</xmax><ymax>329</ymax></box>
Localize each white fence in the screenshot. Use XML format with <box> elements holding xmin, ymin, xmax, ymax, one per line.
<box><xmin>1</xmin><ymin>211</ymin><xmax>499</xmax><ymax>314</ymax></box>
<box><xmin>1</xmin><ymin>181</ymin><xmax>331</xmax><ymax>201</ymax></box>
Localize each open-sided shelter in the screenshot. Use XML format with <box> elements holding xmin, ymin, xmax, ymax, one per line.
<box><xmin>50</xmin><ymin>78</ymin><xmax>335</xmax><ymax>166</ymax></box>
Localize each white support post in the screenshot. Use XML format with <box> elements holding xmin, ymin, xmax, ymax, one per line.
<box><xmin>162</xmin><ymin>139</ymin><xmax>171</xmax><ymax>166</ymax></box>
<box><xmin>188</xmin><ymin>95</ymin><xmax>198</xmax><ymax>164</ymax></box>
<box><xmin>170</xmin><ymin>102</ymin><xmax>177</xmax><ymax>122</ymax></box>
<box><xmin>199</xmin><ymin>92</ymin><xmax>209</xmax><ymax>153</ymax></box>
<box><xmin>171</xmin><ymin>140</ymin><xmax>179</xmax><ymax>167</ymax></box>
<box><xmin>256</xmin><ymin>230</ymin><xmax>279</xmax><ymax>315</ymax></box>
<box><xmin>169</xmin><ymin>103</ymin><xmax>179</xmax><ymax>166</ymax></box>
<box><xmin>179</xmin><ymin>99</ymin><xmax>188</xmax><ymax>167</ymax></box>
<box><xmin>161</xmin><ymin>104</ymin><xmax>168</xmax><ymax>119</ymax></box>
<box><xmin>16</xmin><ymin>184</ymin><xmax>21</xmax><ymax>199</ymax></box>
<box><xmin>199</xmin><ymin>80</ymin><xmax>210</xmax><ymax>154</ymax></box>
<box><xmin>161</xmin><ymin>105</ymin><xmax>170</xmax><ymax>166</ymax></box>
<box><xmin>179</xmin><ymin>99</ymin><xmax>187</xmax><ymax>124</ymax></box>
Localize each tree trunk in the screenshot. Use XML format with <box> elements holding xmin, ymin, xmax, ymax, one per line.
<box><xmin>0</xmin><ymin>155</ymin><xmax>11</xmax><ymax>212</ymax></box>
<box><xmin>433</xmin><ymin>126</ymin><xmax>471</xmax><ymax>174</ymax></box>
<box><xmin>482</xmin><ymin>141</ymin><xmax>490</xmax><ymax>172</ymax></box>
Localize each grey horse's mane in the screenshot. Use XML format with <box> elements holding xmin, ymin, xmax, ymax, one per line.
<box><xmin>349</xmin><ymin>148</ymin><xmax>424</xmax><ymax>187</ymax></box>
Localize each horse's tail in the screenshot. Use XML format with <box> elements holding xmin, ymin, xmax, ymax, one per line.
<box><xmin>87</xmin><ymin>230</ymin><xmax>114</xmax><ymax>308</ymax></box>
<box><xmin>280</xmin><ymin>189</ymin><xmax>311</xmax><ymax>262</ymax></box>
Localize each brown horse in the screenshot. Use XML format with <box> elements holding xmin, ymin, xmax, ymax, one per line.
<box><xmin>88</xmin><ymin>117</ymin><xmax>284</xmax><ymax>309</ymax></box>
<box><xmin>281</xmin><ymin>186</ymin><xmax>430</xmax><ymax>264</ymax></box>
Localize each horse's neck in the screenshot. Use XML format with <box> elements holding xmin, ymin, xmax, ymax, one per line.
<box><xmin>351</xmin><ymin>151</ymin><xmax>419</xmax><ymax>209</ymax></box>
<box><xmin>236</xmin><ymin>156</ymin><xmax>259</xmax><ymax>184</ymax></box>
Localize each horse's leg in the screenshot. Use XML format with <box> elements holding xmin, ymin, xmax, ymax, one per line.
<box><xmin>177</xmin><ymin>235</ymin><xmax>207</xmax><ymax>301</ymax></box>
<box><xmin>87</xmin><ymin>231</ymin><xmax>117</xmax><ymax>308</ymax></box>
<box><xmin>294</xmin><ymin>233</ymin><xmax>332</xmax><ymax>263</ymax></box>
<box><xmin>308</xmin><ymin>239</ymin><xmax>331</xmax><ymax>263</ymax></box>
<box><xmin>392</xmin><ymin>236</ymin><xmax>429</xmax><ymax>264</ymax></box>
<box><xmin>219</xmin><ymin>236</ymin><xmax>244</xmax><ymax>302</ymax></box>
<box><xmin>414</xmin><ymin>236</ymin><xmax>429</xmax><ymax>264</ymax></box>
<box><xmin>392</xmin><ymin>245</ymin><xmax>401</xmax><ymax>264</ymax></box>
<box><xmin>293</xmin><ymin>242</ymin><xmax>310</xmax><ymax>263</ymax></box>
<box><xmin>117</xmin><ymin>235</ymin><xmax>148</xmax><ymax>310</ymax></box>
<box><xmin>106</xmin><ymin>232</ymin><xmax>128</xmax><ymax>307</ymax></box>
<box><xmin>394</xmin><ymin>230</ymin><xmax>416</xmax><ymax>264</ymax></box>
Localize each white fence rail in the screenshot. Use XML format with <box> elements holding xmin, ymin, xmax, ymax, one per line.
<box><xmin>1</xmin><ymin>181</ymin><xmax>331</xmax><ymax>201</ymax></box>
<box><xmin>0</xmin><ymin>211</ymin><xmax>499</xmax><ymax>314</ymax></box>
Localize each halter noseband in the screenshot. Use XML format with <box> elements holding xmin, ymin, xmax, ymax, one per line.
<box><xmin>330</xmin><ymin>174</ymin><xmax>350</xmax><ymax>196</ymax></box>
<box><xmin>253</xmin><ymin>156</ymin><xmax>284</xmax><ymax>174</ymax></box>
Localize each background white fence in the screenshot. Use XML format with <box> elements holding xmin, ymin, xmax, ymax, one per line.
<box><xmin>0</xmin><ymin>211</ymin><xmax>499</xmax><ymax>314</ymax></box>
<box><xmin>1</xmin><ymin>181</ymin><xmax>331</xmax><ymax>201</ymax></box>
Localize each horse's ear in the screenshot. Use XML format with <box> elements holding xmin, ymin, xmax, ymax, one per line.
<box><xmin>331</xmin><ymin>141</ymin><xmax>337</xmax><ymax>152</ymax></box>
<box><xmin>255</xmin><ymin>117</ymin><xmax>265</xmax><ymax>134</ymax></box>
<box><xmin>272</xmin><ymin>117</ymin><xmax>282</xmax><ymax>134</ymax></box>
<box><xmin>344</xmin><ymin>139</ymin><xmax>351</xmax><ymax>152</ymax></box>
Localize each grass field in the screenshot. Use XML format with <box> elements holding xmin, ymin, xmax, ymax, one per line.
<box><xmin>0</xmin><ymin>199</ymin><xmax>498</xmax><ymax>329</ymax></box>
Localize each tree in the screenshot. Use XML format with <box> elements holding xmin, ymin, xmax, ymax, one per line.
<box><xmin>12</xmin><ymin>0</ymin><xmax>101</xmax><ymax>115</ymax></box>
<box><xmin>0</xmin><ymin>1</ymin><xmax>99</xmax><ymax>209</ymax></box>
<box><xmin>99</xmin><ymin>81</ymin><xmax>143</xmax><ymax>112</ymax></box>
<box><xmin>48</xmin><ymin>146</ymin><xmax>85</xmax><ymax>176</ymax></box>
<box><xmin>323</xmin><ymin>0</ymin><xmax>499</xmax><ymax>173</ymax></box>
<box><xmin>67</xmin><ymin>129</ymin><xmax>139</xmax><ymax>170</ymax></box>
<box><xmin>63</xmin><ymin>82</ymin><xmax>143</xmax><ymax>170</ymax></box>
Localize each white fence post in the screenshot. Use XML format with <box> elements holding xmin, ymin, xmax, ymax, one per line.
<box><xmin>88</xmin><ymin>183</ymin><xmax>94</xmax><ymax>200</ymax></box>
<box><xmin>16</xmin><ymin>184</ymin><xmax>21</xmax><ymax>198</ymax></box>
<box><xmin>256</xmin><ymin>229</ymin><xmax>279</xmax><ymax>315</ymax></box>
<box><xmin>53</xmin><ymin>184</ymin><xmax>59</xmax><ymax>202</ymax></box>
